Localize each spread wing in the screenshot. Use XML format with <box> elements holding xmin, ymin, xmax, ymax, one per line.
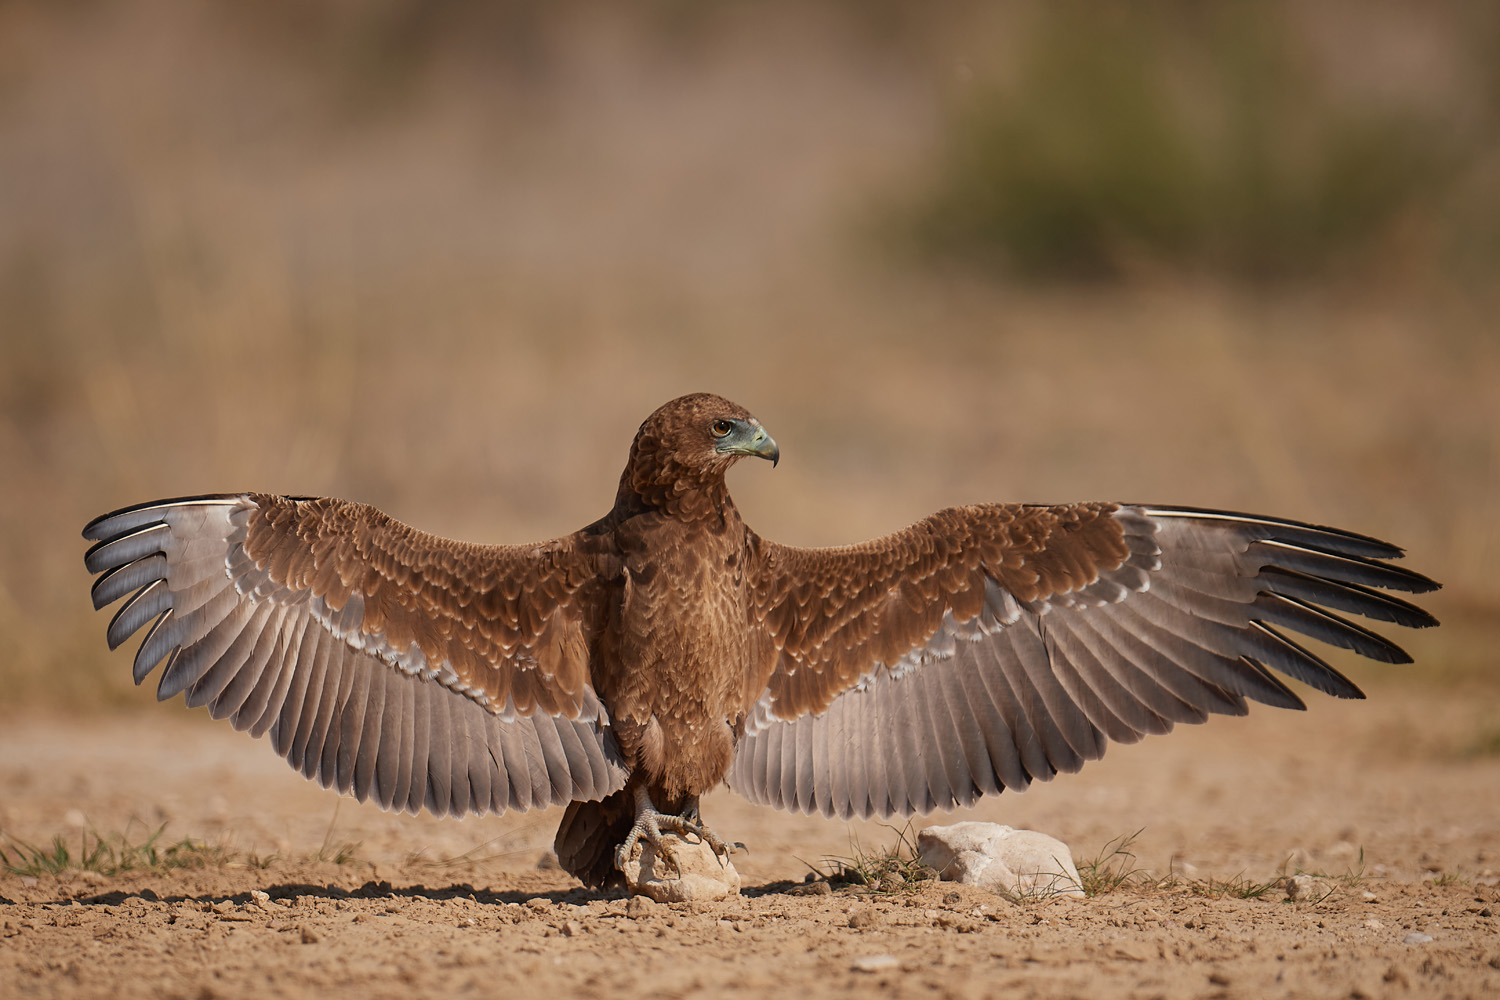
<box><xmin>84</xmin><ymin>494</ymin><xmax>628</xmax><ymax>816</ymax></box>
<box><xmin>730</xmin><ymin>503</ymin><xmax>1439</xmax><ymax>820</ymax></box>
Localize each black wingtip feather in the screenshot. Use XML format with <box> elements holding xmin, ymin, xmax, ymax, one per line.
<box><xmin>1139</xmin><ymin>505</ymin><xmax>1436</xmax><ymax>566</ymax></box>
<box><xmin>82</xmin><ymin>493</ymin><xmax>249</xmax><ymax>541</ymax></box>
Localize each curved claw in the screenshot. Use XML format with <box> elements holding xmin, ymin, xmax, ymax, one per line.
<box><xmin>613</xmin><ymin>789</ymin><xmax>738</xmax><ymax>875</ymax></box>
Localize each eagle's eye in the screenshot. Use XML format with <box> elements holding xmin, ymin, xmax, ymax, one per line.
<box><xmin>711</xmin><ymin>419</ymin><xmax>735</xmax><ymax>438</ymax></box>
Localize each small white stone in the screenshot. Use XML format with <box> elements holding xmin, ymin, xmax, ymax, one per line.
<box><xmin>851</xmin><ymin>954</ymin><xmax>901</xmax><ymax>973</ymax></box>
<box><xmin>1403</xmin><ymin>932</ymin><xmax>1433</xmax><ymax>945</ymax></box>
<box><xmin>619</xmin><ymin>834</ymin><xmax>740</xmax><ymax>903</ymax></box>
<box><xmin>916</xmin><ymin>823</ymin><xmax>1084</xmax><ymax>899</ymax></box>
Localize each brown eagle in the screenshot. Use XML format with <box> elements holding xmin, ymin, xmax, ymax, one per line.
<box><xmin>84</xmin><ymin>393</ymin><xmax>1438</xmax><ymax>887</ymax></box>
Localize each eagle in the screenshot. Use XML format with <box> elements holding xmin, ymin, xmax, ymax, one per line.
<box><xmin>83</xmin><ymin>393</ymin><xmax>1439</xmax><ymax>888</ymax></box>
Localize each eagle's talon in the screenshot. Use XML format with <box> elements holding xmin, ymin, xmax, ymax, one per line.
<box><xmin>614</xmin><ymin>789</ymin><xmax>733</xmax><ymax>879</ymax></box>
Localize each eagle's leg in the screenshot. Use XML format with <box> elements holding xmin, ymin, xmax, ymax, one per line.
<box><xmin>613</xmin><ymin>788</ymin><xmax>741</xmax><ymax>876</ymax></box>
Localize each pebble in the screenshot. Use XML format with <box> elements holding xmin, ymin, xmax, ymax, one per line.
<box><xmin>1285</xmin><ymin>875</ymin><xmax>1334</xmax><ymax>902</ymax></box>
<box><xmin>626</xmin><ymin>896</ymin><xmax>658</xmax><ymax>919</ymax></box>
<box><xmin>785</xmin><ymin>880</ymin><xmax>832</xmax><ymax>897</ymax></box>
<box><xmin>1404</xmin><ymin>932</ymin><xmax>1433</xmax><ymax>945</ymax></box>
<box><xmin>851</xmin><ymin>954</ymin><xmax>900</xmax><ymax>973</ymax></box>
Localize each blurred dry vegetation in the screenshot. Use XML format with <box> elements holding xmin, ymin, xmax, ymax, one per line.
<box><xmin>0</xmin><ymin>0</ymin><xmax>1495</xmax><ymax>712</ymax></box>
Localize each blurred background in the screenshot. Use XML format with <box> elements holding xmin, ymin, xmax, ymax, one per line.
<box><xmin>1</xmin><ymin>0</ymin><xmax>1496</xmax><ymax>717</ymax></box>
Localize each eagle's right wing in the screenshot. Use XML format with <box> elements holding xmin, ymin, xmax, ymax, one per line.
<box><xmin>85</xmin><ymin>494</ymin><xmax>628</xmax><ymax>816</ymax></box>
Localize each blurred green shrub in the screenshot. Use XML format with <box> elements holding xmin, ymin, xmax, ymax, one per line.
<box><xmin>906</xmin><ymin>3</ymin><xmax>1490</xmax><ymax>281</ymax></box>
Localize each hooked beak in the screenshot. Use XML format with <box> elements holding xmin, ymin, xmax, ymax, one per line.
<box><xmin>721</xmin><ymin>423</ymin><xmax>780</xmax><ymax>467</ymax></box>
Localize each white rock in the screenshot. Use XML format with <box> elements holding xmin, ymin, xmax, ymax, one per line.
<box><xmin>851</xmin><ymin>954</ymin><xmax>901</xmax><ymax>973</ymax></box>
<box><xmin>618</xmin><ymin>833</ymin><xmax>740</xmax><ymax>903</ymax></box>
<box><xmin>916</xmin><ymin>823</ymin><xmax>1084</xmax><ymax>899</ymax></box>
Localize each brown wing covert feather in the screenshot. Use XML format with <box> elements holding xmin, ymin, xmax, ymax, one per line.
<box><xmin>742</xmin><ymin>503</ymin><xmax>1131</xmax><ymax>721</ymax></box>
<box><xmin>84</xmin><ymin>494</ymin><xmax>628</xmax><ymax>816</ymax></box>
<box><xmin>238</xmin><ymin>494</ymin><xmax>600</xmax><ymax>717</ymax></box>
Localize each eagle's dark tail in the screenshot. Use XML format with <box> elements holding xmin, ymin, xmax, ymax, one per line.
<box><xmin>554</xmin><ymin>789</ymin><xmax>636</xmax><ymax>890</ymax></box>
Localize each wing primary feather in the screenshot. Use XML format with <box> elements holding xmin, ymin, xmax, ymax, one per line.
<box><xmin>92</xmin><ymin>554</ymin><xmax>167</xmax><ymax>610</ymax></box>
<box><xmin>1244</xmin><ymin>621</ymin><xmax>1364</xmax><ymax>698</ymax></box>
<box><xmin>262</xmin><ymin>611</ymin><xmax>312</xmax><ymax>752</ymax></box>
<box><xmin>1250</xmin><ymin>592</ymin><xmax>1413</xmax><ymax>664</ymax></box>
<box><xmin>1068</xmin><ymin>608</ymin><xmax>1236</xmax><ymax>719</ymax></box>
<box><xmin>1141</xmin><ymin>507</ymin><xmax>1414</xmax><ymax>561</ymax></box>
<box><xmin>109</xmin><ymin>579</ymin><xmax>171</xmax><ymax>654</ymax></box>
<box><xmin>189</xmin><ymin>604</ymin><xmax>280</xmax><ymax>711</ymax></box>
<box><xmin>1097</xmin><ymin>594</ymin><xmax>1305</xmax><ymax>710</ymax></box>
<box><xmin>82</xmin><ymin>495</ymin><xmax>243</xmax><ymax>542</ymax></box>
<box><xmin>134</xmin><ymin>585</ymin><xmax>240</xmax><ymax>678</ymax></box>
<box><xmin>1041</xmin><ymin>615</ymin><xmax>1169</xmax><ymax>740</ymax></box>
<box><xmin>157</xmin><ymin>602</ymin><xmax>253</xmax><ymax>701</ymax></box>
<box><xmin>243</xmin><ymin>621</ymin><xmax>305</xmax><ymax>739</ymax></box>
<box><xmin>230</xmin><ymin>610</ymin><xmax>301</xmax><ymax>734</ymax></box>
<box><xmin>1258</xmin><ymin>566</ymin><xmax>1439</xmax><ymax>628</ymax></box>
<box><xmin>1253</xmin><ymin>540</ymin><xmax>1439</xmax><ymax>594</ymax></box>
<box><xmin>84</xmin><ymin>523</ymin><xmax>171</xmax><ymax>575</ymax></box>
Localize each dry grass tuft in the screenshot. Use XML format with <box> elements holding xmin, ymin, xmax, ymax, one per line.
<box><xmin>810</xmin><ymin>825</ymin><xmax>937</xmax><ymax>895</ymax></box>
<box><xmin>0</xmin><ymin>823</ymin><xmax>232</xmax><ymax>878</ymax></box>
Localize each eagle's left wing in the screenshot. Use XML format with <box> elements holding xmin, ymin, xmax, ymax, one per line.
<box><xmin>731</xmin><ymin>503</ymin><xmax>1438</xmax><ymax>820</ymax></box>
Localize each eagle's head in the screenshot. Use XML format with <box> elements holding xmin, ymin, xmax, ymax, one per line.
<box><xmin>622</xmin><ymin>394</ymin><xmax>779</xmax><ymax>513</ymax></box>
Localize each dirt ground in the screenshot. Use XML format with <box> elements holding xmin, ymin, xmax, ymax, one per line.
<box><xmin>3</xmin><ymin>680</ymin><xmax>1498</xmax><ymax>1000</ymax></box>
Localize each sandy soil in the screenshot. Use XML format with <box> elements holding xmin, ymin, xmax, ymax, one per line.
<box><xmin>2</xmin><ymin>683</ymin><xmax>1498</xmax><ymax>1000</ymax></box>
